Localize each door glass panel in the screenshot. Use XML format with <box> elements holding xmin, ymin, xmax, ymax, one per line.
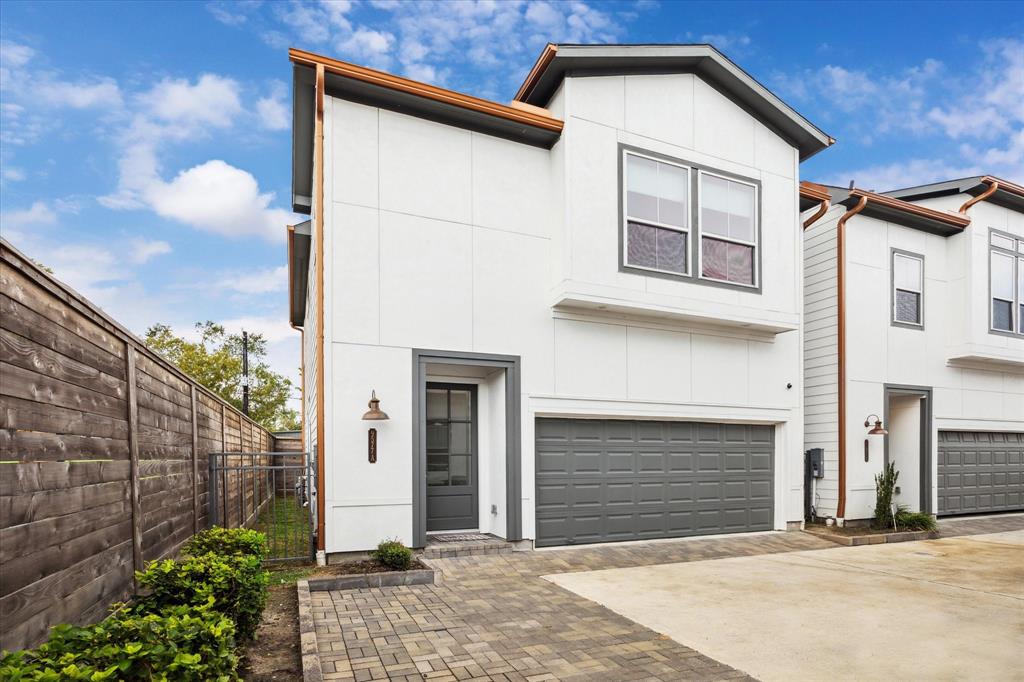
<box><xmin>449</xmin><ymin>422</ymin><xmax>471</xmax><ymax>454</ymax></box>
<box><xmin>450</xmin><ymin>390</ymin><xmax>471</xmax><ymax>420</ymax></box>
<box><xmin>450</xmin><ymin>456</ymin><xmax>470</xmax><ymax>486</ymax></box>
<box><xmin>426</xmin><ymin>423</ymin><xmax>448</xmax><ymax>451</ymax></box>
<box><xmin>427</xmin><ymin>455</ymin><xmax>448</xmax><ymax>486</ymax></box>
<box><xmin>426</xmin><ymin>389</ymin><xmax>447</xmax><ymax>420</ymax></box>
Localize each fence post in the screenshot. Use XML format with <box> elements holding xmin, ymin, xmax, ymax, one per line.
<box><xmin>190</xmin><ymin>386</ymin><xmax>199</xmax><ymax>534</ymax></box>
<box><xmin>125</xmin><ymin>345</ymin><xmax>144</xmax><ymax>583</ymax></box>
<box><xmin>208</xmin><ymin>453</ymin><xmax>218</xmax><ymax>527</ymax></box>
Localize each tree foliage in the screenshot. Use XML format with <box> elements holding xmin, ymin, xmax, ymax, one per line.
<box><xmin>144</xmin><ymin>322</ymin><xmax>300</xmax><ymax>432</ymax></box>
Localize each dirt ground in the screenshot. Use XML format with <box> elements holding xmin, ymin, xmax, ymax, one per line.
<box><xmin>241</xmin><ymin>583</ymin><xmax>302</xmax><ymax>681</ymax></box>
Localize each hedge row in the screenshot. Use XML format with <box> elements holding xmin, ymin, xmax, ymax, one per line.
<box><xmin>1</xmin><ymin>528</ymin><xmax>269</xmax><ymax>682</ymax></box>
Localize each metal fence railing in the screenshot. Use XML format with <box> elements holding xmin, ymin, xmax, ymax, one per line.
<box><xmin>208</xmin><ymin>452</ymin><xmax>315</xmax><ymax>563</ymax></box>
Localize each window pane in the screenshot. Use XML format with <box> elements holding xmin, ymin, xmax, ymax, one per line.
<box><xmin>449</xmin><ymin>422</ymin><xmax>471</xmax><ymax>455</ymax></box>
<box><xmin>702</xmin><ymin>236</ymin><xmax>728</xmax><ymax>280</ymax></box>
<box><xmin>728</xmin><ymin>182</ymin><xmax>755</xmax><ymax>242</ymax></box>
<box><xmin>426</xmin><ymin>389</ymin><xmax>447</xmax><ymax>420</ymax></box>
<box><xmin>726</xmin><ymin>241</ymin><xmax>754</xmax><ymax>285</ymax></box>
<box><xmin>993</xmin><ymin>299</ymin><xmax>1013</xmax><ymax>331</ymax></box>
<box><xmin>450</xmin><ymin>390</ymin><xmax>471</xmax><ymax>420</ymax></box>
<box><xmin>658</xmin><ymin>163</ymin><xmax>688</xmax><ymax>228</ymax></box>
<box><xmin>992</xmin><ymin>252</ymin><xmax>1014</xmax><ymax>299</ymax></box>
<box><xmin>701</xmin><ymin>174</ymin><xmax>729</xmax><ymax>236</ymax></box>
<box><xmin>991</xmin><ymin>233</ymin><xmax>1015</xmax><ymax>250</ymax></box>
<box><xmin>627</xmin><ymin>222</ymin><xmax>657</xmax><ymax>269</ymax></box>
<box><xmin>895</xmin><ymin>289</ymin><xmax>921</xmax><ymax>324</ymax></box>
<box><xmin>626</xmin><ymin>155</ymin><xmax>659</xmax><ymax>223</ymax></box>
<box><xmin>894</xmin><ymin>254</ymin><xmax>921</xmax><ymax>291</ymax></box>
<box><xmin>449</xmin><ymin>456</ymin><xmax>470</xmax><ymax>486</ymax></box>
<box><xmin>656</xmin><ymin>228</ymin><xmax>687</xmax><ymax>273</ymax></box>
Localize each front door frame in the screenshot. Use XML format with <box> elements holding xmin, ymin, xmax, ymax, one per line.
<box><xmin>411</xmin><ymin>349</ymin><xmax>522</xmax><ymax>548</ymax></box>
<box><xmin>883</xmin><ymin>383</ymin><xmax>933</xmax><ymax>514</ymax></box>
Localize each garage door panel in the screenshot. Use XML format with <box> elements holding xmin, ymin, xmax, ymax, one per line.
<box><xmin>535</xmin><ymin>418</ymin><xmax>774</xmax><ymax>547</ymax></box>
<box><xmin>937</xmin><ymin>430</ymin><xmax>1023</xmax><ymax>516</ymax></box>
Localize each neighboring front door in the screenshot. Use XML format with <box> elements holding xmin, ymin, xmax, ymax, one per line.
<box><xmin>426</xmin><ymin>383</ymin><xmax>477</xmax><ymax>531</ymax></box>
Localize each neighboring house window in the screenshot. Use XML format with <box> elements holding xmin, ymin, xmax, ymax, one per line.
<box><xmin>624</xmin><ymin>151</ymin><xmax>690</xmax><ymax>275</ymax></box>
<box><xmin>892</xmin><ymin>251</ymin><xmax>924</xmax><ymax>326</ymax></box>
<box><xmin>699</xmin><ymin>171</ymin><xmax>758</xmax><ymax>286</ymax></box>
<box><xmin>990</xmin><ymin>231</ymin><xmax>1023</xmax><ymax>335</ymax></box>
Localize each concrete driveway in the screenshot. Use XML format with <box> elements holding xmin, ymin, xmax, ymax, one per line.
<box><xmin>546</xmin><ymin>531</ymin><xmax>1024</xmax><ymax>681</ymax></box>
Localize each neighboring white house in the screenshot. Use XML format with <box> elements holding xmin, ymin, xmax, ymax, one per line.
<box><xmin>287</xmin><ymin>43</ymin><xmax>835</xmax><ymax>555</ymax></box>
<box><xmin>801</xmin><ymin>177</ymin><xmax>1024</xmax><ymax>523</ymax></box>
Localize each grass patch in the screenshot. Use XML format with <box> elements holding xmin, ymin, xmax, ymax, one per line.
<box><xmin>253</xmin><ymin>495</ymin><xmax>313</xmax><ymax>562</ymax></box>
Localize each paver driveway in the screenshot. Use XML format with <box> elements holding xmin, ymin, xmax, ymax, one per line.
<box><xmin>308</xmin><ymin>515</ymin><xmax>1024</xmax><ymax>681</ymax></box>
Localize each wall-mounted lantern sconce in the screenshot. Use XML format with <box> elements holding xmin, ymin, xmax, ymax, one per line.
<box><xmin>863</xmin><ymin>414</ymin><xmax>888</xmax><ymax>462</ymax></box>
<box><xmin>361</xmin><ymin>391</ymin><xmax>389</xmax><ymax>463</ymax></box>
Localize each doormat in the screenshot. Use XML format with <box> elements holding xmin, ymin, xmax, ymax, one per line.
<box><xmin>427</xmin><ymin>533</ymin><xmax>493</xmax><ymax>543</ymax></box>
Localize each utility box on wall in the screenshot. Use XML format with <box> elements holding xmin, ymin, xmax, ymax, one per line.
<box><xmin>807</xmin><ymin>448</ymin><xmax>825</xmax><ymax>478</ymax></box>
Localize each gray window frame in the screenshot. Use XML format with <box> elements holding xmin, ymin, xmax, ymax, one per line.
<box><xmin>617</xmin><ymin>143</ymin><xmax>763</xmax><ymax>294</ymax></box>
<box><xmin>890</xmin><ymin>248</ymin><xmax>925</xmax><ymax>330</ymax></box>
<box><xmin>988</xmin><ymin>228</ymin><xmax>1024</xmax><ymax>338</ymax></box>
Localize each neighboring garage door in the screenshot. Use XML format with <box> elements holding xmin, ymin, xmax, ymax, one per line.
<box><xmin>535</xmin><ymin>419</ymin><xmax>773</xmax><ymax>547</ymax></box>
<box><xmin>937</xmin><ymin>431</ymin><xmax>1024</xmax><ymax>516</ymax></box>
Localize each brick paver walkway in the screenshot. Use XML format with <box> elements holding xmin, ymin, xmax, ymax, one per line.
<box><xmin>310</xmin><ymin>514</ymin><xmax>1024</xmax><ymax>681</ymax></box>
<box><xmin>310</xmin><ymin>531</ymin><xmax>830</xmax><ymax>681</ymax></box>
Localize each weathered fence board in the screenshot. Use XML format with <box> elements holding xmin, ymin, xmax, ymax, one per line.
<box><xmin>0</xmin><ymin>240</ymin><xmax>283</xmax><ymax>651</ymax></box>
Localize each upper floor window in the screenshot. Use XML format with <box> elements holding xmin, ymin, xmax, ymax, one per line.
<box><xmin>624</xmin><ymin>152</ymin><xmax>690</xmax><ymax>275</ymax></box>
<box><xmin>700</xmin><ymin>172</ymin><xmax>758</xmax><ymax>286</ymax></box>
<box><xmin>892</xmin><ymin>251</ymin><xmax>924</xmax><ymax>327</ymax></box>
<box><xmin>620</xmin><ymin>146</ymin><xmax>760</xmax><ymax>291</ymax></box>
<box><xmin>990</xmin><ymin>230</ymin><xmax>1024</xmax><ymax>335</ymax></box>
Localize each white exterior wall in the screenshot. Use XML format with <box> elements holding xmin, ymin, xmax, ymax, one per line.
<box><xmin>830</xmin><ymin>205</ymin><xmax>1024</xmax><ymax>520</ymax></box>
<box><xmin>317</xmin><ymin>71</ymin><xmax>808</xmax><ymax>553</ymax></box>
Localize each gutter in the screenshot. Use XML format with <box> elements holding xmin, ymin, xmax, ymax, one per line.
<box><xmin>959</xmin><ymin>177</ymin><xmax>999</xmax><ymax>214</ymax></box>
<box><xmin>800</xmin><ymin>181</ymin><xmax>831</xmax><ymax>228</ymax></box>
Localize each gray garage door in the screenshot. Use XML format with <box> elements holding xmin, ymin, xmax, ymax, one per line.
<box><xmin>938</xmin><ymin>431</ymin><xmax>1024</xmax><ymax>516</ymax></box>
<box><xmin>535</xmin><ymin>419</ymin><xmax>773</xmax><ymax>547</ymax></box>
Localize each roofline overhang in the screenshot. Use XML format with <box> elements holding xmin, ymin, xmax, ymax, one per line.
<box><xmin>799</xmin><ymin>180</ymin><xmax>832</xmax><ymax>212</ymax></box>
<box><xmin>839</xmin><ymin>188</ymin><xmax>970</xmax><ymax>237</ymax></box>
<box><xmin>514</xmin><ymin>43</ymin><xmax>834</xmax><ymax>161</ymax></box>
<box><xmin>883</xmin><ymin>175</ymin><xmax>1024</xmax><ymax>215</ymax></box>
<box><xmin>288</xmin><ymin>220</ymin><xmax>311</xmax><ymax>327</ymax></box>
<box><xmin>289</xmin><ymin>47</ymin><xmax>564</xmax><ymax>215</ymax></box>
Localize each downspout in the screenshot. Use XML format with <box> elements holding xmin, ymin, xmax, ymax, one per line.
<box><xmin>959</xmin><ymin>178</ymin><xmax>998</xmax><ymax>214</ymax></box>
<box><xmin>313</xmin><ymin>63</ymin><xmax>326</xmax><ymax>556</ymax></box>
<box><xmin>803</xmin><ymin>196</ymin><xmax>831</xmax><ymax>229</ymax></box>
<box><xmin>836</xmin><ymin>195</ymin><xmax>868</xmax><ymax>521</ymax></box>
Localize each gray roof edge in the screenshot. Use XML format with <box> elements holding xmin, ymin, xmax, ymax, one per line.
<box><xmin>534</xmin><ymin>44</ymin><xmax>832</xmax><ymax>157</ymax></box>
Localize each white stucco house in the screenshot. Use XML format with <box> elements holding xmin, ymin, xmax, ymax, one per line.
<box><xmin>285</xmin><ymin>42</ymin><xmax>1022</xmax><ymax>557</ymax></box>
<box><xmin>800</xmin><ymin>177</ymin><xmax>1024</xmax><ymax>523</ymax></box>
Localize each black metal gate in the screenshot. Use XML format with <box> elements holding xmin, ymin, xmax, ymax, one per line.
<box><xmin>208</xmin><ymin>451</ymin><xmax>315</xmax><ymax>563</ymax></box>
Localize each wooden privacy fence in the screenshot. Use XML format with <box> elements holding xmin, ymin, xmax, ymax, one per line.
<box><xmin>0</xmin><ymin>239</ymin><xmax>280</xmax><ymax>651</ymax></box>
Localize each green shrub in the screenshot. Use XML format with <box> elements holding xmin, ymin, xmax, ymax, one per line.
<box><xmin>371</xmin><ymin>539</ymin><xmax>413</xmax><ymax>570</ymax></box>
<box><xmin>183</xmin><ymin>527</ymin><xmax>267</xmax><ymax>561</ymax></box>
<box><xmin>872</xmin><ymin>462</ymin><xmax>899</xmax><ymax>529</ymax></box>
<box><xmin>134</xmin><ymin>553</ymin><xmax>268</xmax><ymax>641</ymax></box>
<box><xmin>0</xmin><ymin>601</ymin><xmax>238</xmax><ymax>681</ymax></box>
<box><xmin>895</xmin><ymin>508</ymin><xmax>938</xmax><ymax>532</ymax></box>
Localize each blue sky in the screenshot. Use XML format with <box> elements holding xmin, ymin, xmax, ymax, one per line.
<box><xmin>1</xmin><ymin>0</ymin><xmax>1021</xmax><ymax>408</ymax></box>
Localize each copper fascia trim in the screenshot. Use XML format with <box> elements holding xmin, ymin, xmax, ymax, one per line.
<box><xmin>290</xmin><ymin>48</ymin><xmax>563</xmax><ymax>133</ymax></box>
<box><xmin>983</xmin><ymin>175</ymin><xmax>1024</xmax><ymax>197</ymax></box>
<box><xmin>313</xmin><ymin>63</ymin><xmax>326</xmax><ymax>553</ymax></box>
<box><xmin>800</xmin><ymin>182</ymin><xmax>832</xmax><ymax>229</ymax></box>
<box><xmin>849</xmin><ymin>189</ymin><xmax>969</xmax><ymax>229</ymax></box>
<box><xmin>514</xmin><ymin>43</ymin><xmax>558</xmax><ymax>103</ymax></box>
<box><xmin>836</xmin><ymin>195</ymin><xmax>868</xmax><ymax>520</ymax></box>
<box><xmin>959</xmin><ymin>178</ymin><xmax>999</xmax><ymax>214</ymax></box>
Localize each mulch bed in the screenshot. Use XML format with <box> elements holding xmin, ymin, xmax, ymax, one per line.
<box><xmin>241</xmin><ymin>583</ymin><xmax>301</xmax><ymax>681</ymax></box>
<box><xmin>318</xmin><ymin>558</ymin><xmax>429</xmax><ymax>575</ymax></box>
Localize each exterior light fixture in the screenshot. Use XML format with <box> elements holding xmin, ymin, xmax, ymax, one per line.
<box><xmin>864</xmin><ymin>415</ymin><xmax>888</xmax><ymax>436</ymax></box>
<box><xmin>361</xmin><ymin>391</ymin><xmax>388</xmax><ymax>464</ymax></box>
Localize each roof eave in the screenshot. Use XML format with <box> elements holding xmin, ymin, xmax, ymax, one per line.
<box><xmin>842</xmin><ymin>189</ymin><xmax>970</xmax><ymax>237</ymax></box>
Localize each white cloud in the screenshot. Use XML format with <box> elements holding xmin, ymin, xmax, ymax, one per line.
<box><xmin>129</xmin><ymin>238</ymin><xmax>172</xmax><ymax>264</ymax></box>
<box><xmin>141</xmin><ymin>74</ymin><xmax>241</xmax><ymax>127</ymax></box>
<box><xmin>142</xmin><ymin>160</ymin><xmax>291</xmax><ymax>242</ymax></box>
<box><xmin>2</xmin><ymin>167</ymin><xmax>25</xmax><ymax>181</ymax></box>
<box><xmin>700</xmin><ymin>33</ymin><xmax>752</xmax><ymax>51</ymax></box>
<box><xmin>38</xmin><ymin>77</ymin><xmax>122</xmax><ymax>109</ymax></box>
<box><xmin>0</xmin><ymin>40</ymin><xmax>34</xmax><ymax>68</ymax></box>
<box><xmin>818</xmin><ymin>159</ymin><xmax>982</xmax><ymax>192</ymax></box>
<box><xmin>0</xmin><ymin>201</ymin><xmax>57</xmax><ymax>228</ymax></box>
<box><xmin>256</xmin><ymin>80</ymin><xmax>289</xmax><ymax>130</ymax></box>
<box><xmin>216</xmin><ymin>265</ymin><xmax>288</xmax><ymax>295</ymax></box>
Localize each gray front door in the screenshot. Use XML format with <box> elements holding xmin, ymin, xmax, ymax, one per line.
<box><xmin>535</xmin><ymin>419</ymin><xmax>774</xmax><ymax>547</ymax></box>
<box><xmin>426</xmin><ymin>383</ymin><xmax>478</xmax><ymax>531</ymax></box>
<box><xmin>937</xmin><ymin>431</ymin><xmax>1024</xmax><ymax>515</ymax></box>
